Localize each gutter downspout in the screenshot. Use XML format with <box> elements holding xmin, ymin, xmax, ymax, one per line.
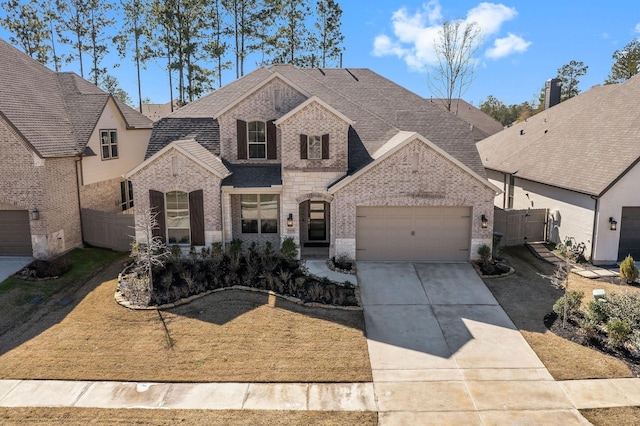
<box><xmin>75</xmin><ymin>155</ymin><xmax>85</xmax><ymax>244</ymax></box>
<box><xmin>591</xmin><ymin>195</ymin><xmax>599</xmax><ymax>264</ymax></box>
<box><xmin>220</xmin><ymin>189</ymin><xmax>226</xmax><ymax>252</ymax></box>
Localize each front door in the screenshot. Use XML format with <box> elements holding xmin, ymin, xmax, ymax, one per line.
<box><xmin>308</xmin><ymin>201</ymin><xmax>326</xmax><ymax>241</ymax></box>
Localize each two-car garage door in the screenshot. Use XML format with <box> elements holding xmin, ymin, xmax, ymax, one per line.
<box><xmin>356</xmin><ymin>206</ymin><xmax>471</xmax><ymax>261</ymax></box>
<box><xmin>0</xmin><ymin>210</ymin><xmax>33</xmax><ymax>256</ymax></box>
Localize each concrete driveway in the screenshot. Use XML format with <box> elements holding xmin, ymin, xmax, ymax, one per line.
<box><xmin>0</xmin><ymin>257</ymin><xmax>32</xmax><ymax>283</ymax></box>
<box><xmin>358</xmin><ymin>262</ymin><xmax>589</xmax><ymax>425</ymax></box>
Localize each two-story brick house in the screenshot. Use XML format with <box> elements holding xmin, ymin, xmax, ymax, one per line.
<box><xmin>127</xmin><ymin>65</ymin><xmax>499</xmax><ymax>261</ymax></box>
<box><xmin>0</xmin><ymin>39</ymin><xmax>153</xmax><ymax>258</ymax></box>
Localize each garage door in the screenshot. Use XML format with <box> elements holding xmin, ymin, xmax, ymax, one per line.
<box><xmin>618</xmin><ymin>207</ymin><xmax>640</xmax><ymax>261</ymax></box>
<box><xmin>0</xmin><ymin>210</ymin><xmax>33</xmax><ymax>256</ymax></box>
<box><xmin>356</xmin><ymin>206</ymin><xmax>471</xmax><ymax>261</ymax></box>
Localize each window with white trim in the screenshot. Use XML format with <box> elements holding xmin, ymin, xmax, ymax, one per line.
<box><xmin>247</xmin><ymin>121</ymin><xmax>266</xmax><ymax>159</ymax></box>
<box><xmin>100</xmin><ymin>129</ymin><xmax>118</xmax><ymax>159</ymax></box>
<box><xmin>166</xmin><ymin>191</ymin><xmax>190</xmax><ymax>244</ymax></box>
<box><xmin>307</xmin><ymin>135</ymin><xmax>322</xmax><ymax>160</ymax></box>
<box><xmin>241</xmin><ymin>194</ymin><xmax>278</xmax><ymax>234</ymax></box>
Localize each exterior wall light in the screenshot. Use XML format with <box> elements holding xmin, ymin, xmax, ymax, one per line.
<box><xmin>609</xmin><ymin>217</ymin><xmax>617</xmax><ymax>231</ymax></box>
<box><xmin>287</xmin><ymin>213</ymin><xmax>294</xmax><ymax>227</ymax></box>
<box><xmin>31</xmin><ymin>208</ymin><xmax>40</xmax><ymax>221</ymax></box>
<box><xmin>481</xmin><ymin>214</ymin><xmax>488</xmax><ymax>229</ymax></box>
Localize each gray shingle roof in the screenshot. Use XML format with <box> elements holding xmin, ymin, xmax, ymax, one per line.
<box><xmin>146</xmin><ymin>117</ymin><xmax>220</xmax><ymax>159</ymax></box>
<box><xmin>0</xmin><ymin>39</ymin><xmax>152</xmax><ymax>158</ymax></box>
<box><xmin>430</xmin><ymin>98</ymin><xmax>504</xmax><ymax>141</ymax></box>
<box><xmin>476</xmin><ymin>80</ymin><xmax>637</xmax><ymax>196</ymax></box>
<box><xmin>222</xmin><ymin>163</ymin><xmax>282</xmax><ymax>188</ymax></box>
<box><xmin>172</xmin><ymin>64</ymin><xmax>485</xmax><ymax>176</ymax></box>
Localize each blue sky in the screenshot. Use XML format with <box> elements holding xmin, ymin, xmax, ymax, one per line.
<box><xmin>2</xmin><ymin>0</ymin><xmax>640</xmax><ymax>107</ymax></box>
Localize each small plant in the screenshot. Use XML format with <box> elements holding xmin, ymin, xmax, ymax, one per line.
<box><xmin>620</xmin><ymin>254</ymin><xmax>639</xmax><ymax>284</ymax></box>
<box><xmin>553</xmin><ymin>290</ymin><xmax>584</xmax><ymax>318</ymax></box>
<box><xmin>584</xmin><ymin>300</ymin><xmax>608</xmax><ymax>324</ymax></box>
<box><xmin>477</xmin><ymin>244</ymin><xmax>491</xmax><ymax>265</ymax></box>
<box><xmin>280</xmin><ymin>237</ymin><xmax>298</xmax><ymax>263</ymax></box>
<box><xmin>229</xmin><ymin>239</ymin><xmax>243</xmax><ymax>258</ymax></box>
<box><xmin>607</xmin><ymin>318</ymin><xmax>631</xmax><ymax>346</ymax></box>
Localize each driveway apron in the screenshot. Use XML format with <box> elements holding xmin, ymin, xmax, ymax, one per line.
<box><xmin>0</xmin><ymin>257</ymin><xmax>32</xmax><ymax>283</ymax></box>
<box><xmin>358</xmin><ymin>262</ymin><xmax>589</xmax><ymax>425</ymax></box>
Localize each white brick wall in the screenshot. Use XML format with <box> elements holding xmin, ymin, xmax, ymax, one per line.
<box><xmin>332</xmin><ymin>139</ymin><xmax>496</xmax><ymax>260</ymax></box>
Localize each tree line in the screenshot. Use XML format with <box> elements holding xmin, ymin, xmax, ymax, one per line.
<box><xmin>0</xmin><ymin>0</ymin><xmax>345</xmax><ymax>109</ymax></box>
<box><xmin>480</xmin><ymin>38</ymin><xmax>640</xmax><ymax>126</ymax></box>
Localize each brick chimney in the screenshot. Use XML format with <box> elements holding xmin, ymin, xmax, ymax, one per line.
<box><xmin>544</xmin><ymin>78</ymin><xmax>561</xmax><ymax>109</ymax></box>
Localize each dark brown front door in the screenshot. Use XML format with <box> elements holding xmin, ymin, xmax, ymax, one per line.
<box><xmin>308</xmin><ymin>201</ymin><xmax>326</xmax><ymax>241</ymax></box>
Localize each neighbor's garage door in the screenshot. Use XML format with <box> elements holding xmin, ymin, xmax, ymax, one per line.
<box><xmin>356</xmin><ymin>206</ymin><xmax>471</xmax><ymax>261</ymax></box>
<box><xmin>0</xmin><ymin>210</ymin><xmax>32</xmax><ymax>256</ymax></box>
<box><xmin>618</xmin><ymin>207</ymin><xmax>640</xmax><ymax>261</ymax></box>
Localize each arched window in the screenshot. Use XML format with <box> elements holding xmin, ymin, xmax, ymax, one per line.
<box><xmin>166</xmin><ymin>191</ymin><xmax>190</xmax><ymax>244</ymax></box>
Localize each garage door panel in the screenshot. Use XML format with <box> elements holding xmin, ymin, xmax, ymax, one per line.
<box><xmin>0</xmin><ymin>210</ymin><xmax>33</xmax><ymax>256</ymax></box>
<box><xmin>356</xmin><ymin>206</ymin><xmax>471</xmax><ymax>261</ymax></box>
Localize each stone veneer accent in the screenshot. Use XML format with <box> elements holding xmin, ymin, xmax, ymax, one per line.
<box><xmin>218</xmin><ymin>78</ymin><xmax>306</xmax><ymax>164</ymax></box>
<box><xmin>129</xmin><ymin>148</ymin><xmax>223</xmax><ymax>245</ymax></box>
<box><xmin>331</xmin><ymin>138</ymin><xmax>496</xmax><ymax>260</ymax></box>
<box><xmin>0</xmin><ymin>117</ymin><xmax>81</xmax><ymax>258</ymax></box>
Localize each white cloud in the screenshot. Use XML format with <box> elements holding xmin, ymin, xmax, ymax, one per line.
<box><xmin>466</xmin><ymin>2</ymin><xmax>517</xmax><ymax>35</ymax></box>
<box><xmin>635</xmin><ymin>22</ymin><xmax>640</xmax><ymax>33</ymax></box>
<box><xmin>485</xmin><ymin>33</ymin><xmax>532</xmax><ymax>59</ymax></box>
<box><xmin>372</xmin><ymin>0</ymin><xmax>529</xmax><ymax>72</ymax></box>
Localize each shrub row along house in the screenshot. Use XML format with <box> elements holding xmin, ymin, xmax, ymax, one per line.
<box><xmin>477</xmin><ymin>75</ymin><xmax>640</xmax><ymax>265</ymax></box>
<box><xmin>126</xmin><ymin>65</ymin><xmax>499</xmax><ymax>261</ymax></box>
<box><xmin>0</xmin><ymin>40</ymin><xmax>152</xmax><ymax>258</ymax></box>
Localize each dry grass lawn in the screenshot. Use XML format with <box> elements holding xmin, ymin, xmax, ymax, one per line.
<box><xmin>0</xmin><ymin>407</ymin><xmax>377</xmax><ymax>425</ymax></box>
<box><xmin>580</xmin><ymin>407</ymin><xmax>640</xmax><ymax>426</ymax></box>
<box><xmin>484</xmin><ymin>246</ymin><xmax>636</xmax><ymax>380</ymax></box>
<box><xmin>0</xmin><ymin>259</ymin><xmax>371</xmax><ymax>383</ymax></box>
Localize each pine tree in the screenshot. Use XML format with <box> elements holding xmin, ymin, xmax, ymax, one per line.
<box><xmin>605</xmin><ymin>39</ymin><xmax>640</xmax><ymax>85</ymax></box>
<box><xmin>268</xmin><ymin>0</ymin><xmax>312</xmax><ymax>66</ymax></box>
<box><xmin>1</xmin><ymin>0</ymin><xmax>51</xmax><ymax>64</ymax></box>
<box><xmin>556</xmin><ymin>60</ymin><xmax>588</xmax><ymax>101</ymax></box>
<box><xmin>315</xmin><ymin>0</ymin><xmax>343</xmax><ymax>68</ymax></box>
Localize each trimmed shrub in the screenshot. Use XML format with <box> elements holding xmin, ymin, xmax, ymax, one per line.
<box><xmin>280</xmin><ymin>237</ymin><xmax>298</xmax><ymax>263</ymax></box>
<box><xmin>584</xmin><ymin>300</ymin><xmax>608</xmax><ymax>324</ymax></box>
<box><xmin>553</xmin><ymin>290</ymin><xmax>584</xmax><ymax>318</ymax></box>
<box><xmin>620</xmin><ymin>254</ymin><xmax>639</xmax><ymax>283</ymax></box>
<box><xmin>607</xmin><ymin>318</ymin><xmax>631</xmax><ymax>346</ymax></box>
<box><xmin>604</xmin><ymin>292</ymin><xmax>640</xmax><ymax>329</ymax></box>
<box><xmin>477</xmin><ymin>244</ymin><xmax>491</xmax><ymax>264</ymax></box>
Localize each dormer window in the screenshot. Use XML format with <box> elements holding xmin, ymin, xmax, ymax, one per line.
<box><xmin>248</xmin><ymin>121</ymin><xmax>266</xmax><ymax>159</ymax></box>
<box><xmin>300</xmin><ymin>134</ymin><xmax>330</xmax><ymax>160</ymax></box>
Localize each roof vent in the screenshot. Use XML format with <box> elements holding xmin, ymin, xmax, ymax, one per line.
<box><xmin>520</xmin><ymin>129</ymin><xmax>524</xmax><ymax>135</ymax></box>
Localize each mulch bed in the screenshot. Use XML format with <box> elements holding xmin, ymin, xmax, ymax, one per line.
<box><xmin>545</xmin><ymin>312</ymin><xmax>640</xmax><ymax>377</ymax></box>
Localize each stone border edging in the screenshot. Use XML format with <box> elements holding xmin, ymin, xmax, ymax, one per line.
<box><xmin>471</xmin><ymin>262</ymin><xmax>516</xmax><ymax>279</ymax></box>
<box><xmin>115</xmin><ymin>274</ymin><xmax>363</xmax><ymax>312</ymax></box>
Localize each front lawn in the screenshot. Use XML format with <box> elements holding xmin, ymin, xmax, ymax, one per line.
<box><xmin>483</xmin><ymin>246</ymin><xmax>635</xmax><ymax>380</ymax></box>
<box><xmin>0</xmin><ymin>258</ymin><xmax>372</xmax><ymax>383</ymax></box>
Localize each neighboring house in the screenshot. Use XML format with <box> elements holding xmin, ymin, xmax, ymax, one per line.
<box><xmin>430</xmin><ymin>98</ymin><xmax>504</xmax><ymax>142</ymax></box>
<box><xmin>0</xmin><ymin>39</ymin><xmax>153</xmax><ymax>258</ymax></box>
<box><xmin>126</xmin><ymin>65</ymin><xmax>499</xmax><ymax>261</ymax></box>
<box><xmin>477</xmin><ymin>76</ymin><xmax>640</xmax><ymax>265</ymax></box>
<box><xmin>141</xmin><ymin>101</ymin><xmax>179</xmax><ymax>122</ymax></box>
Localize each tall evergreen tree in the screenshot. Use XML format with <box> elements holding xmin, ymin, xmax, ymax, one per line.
<box><xmin>204</xmin><ymin>0</ymin><xmax>231</xmax><ymax>88</ymax></box>
<box><xmin>315</xmin><ymin>0</ymin><xmax>343</xmax><ymax>68</ymax></box>
<box><xmin>268</xmin><ymin>0</ymin><xmax>312</xmax><ymax>66</ymax></box>
<box><xmin>556</xmin><ymin>60</ymin><xmax>588</xmax><ymax>101</ymax></box>
<box><xmin>99</xmin><ymin>74</ymin><xmax>132</xmax><ymax>105</ymax></box>
<box><xmin>1</xmin><ymin>0</ymin><xmax>51</xmax><ymax>64</ymax></box>
<box><xmin>86</xmin><ymin>0</ymin><xmax>115</xmax><ymax>85</ymax></box>
<box><xmin>114</xmin><ymin>0</ymin><xmax>151</xmax><ymax>111</ymax></box>
<box><xmin>605</xmin><ymin>38</ymin><xmax>640</xmax><ymax>85</ymax></box>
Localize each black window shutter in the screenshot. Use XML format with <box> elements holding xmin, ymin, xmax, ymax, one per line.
<box><xmin>266</xmin><ymin>120</ymin><xmax>277</xmax><ymax>159</ymax></box>
<box><xmin>321</xmin><ymin>134</ymin><xmax>330</xmax><ymax>159</ymax></box>
<box><xmin>300</xmin><ymin>134</ymin><xmax>308</xmax><ymax>159</ymax></box>
<box><xmin>189</xmin><ymin>190</ymin><xmax>205</xmax><ymax>246</ymax></box>
<box><xmin>149</xmin><ymin>190</ymin><xmax>166</xmax><ymax>244</ymax></box>
<box><xmin>237</xmin><ymin>119</ymin><xmax>247</xmax><ymax>159</ymax></box>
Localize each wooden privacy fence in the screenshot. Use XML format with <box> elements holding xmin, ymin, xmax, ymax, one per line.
<box><xmin>82</xmin><ymin>209</ymin><xmax>135</xmax><ymax>252</ymax></box>
<box><xmin>493</xmin><ymin>207</ymin><xmax>548</xmax><ymax>246</ymax></box>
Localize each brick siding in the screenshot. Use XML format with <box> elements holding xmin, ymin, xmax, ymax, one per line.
<box><xmin>80</xmin><ymin>177</ymin><xmax>125</xmax><ymax>212</ymax></box>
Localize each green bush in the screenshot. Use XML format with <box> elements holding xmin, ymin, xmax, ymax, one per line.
<box><xmin>553</xmin><ymin>290</ymin><xmax>584</xmax><ymax>318</ymax></box>
<box><xmin>584</xmin><ymin>300</ymin><xmax>608</xmax><ymax>324</ymax></box>
<box><xmin>620</xmin><ymin>254</ymin><xmax>639</xmax><ymax>283</ymax></box>
<box><xmin>604</xmin><ymin>292</ymin><xmax>640</xmax><ymax>329</ymax></box>
<box><xmin>279</xmin><ymin>237</ymin><xmax>298</xmax><ymax>263</ymax></box>
<box><xmin>477</xmin><ymin>244</ymin><xmax>491</xmax><ymax>264</ymax></box>
<box><xmin>606</xmin><ymin>318</ymin><xmax>631</xmax><ymax>346</ymax></box>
